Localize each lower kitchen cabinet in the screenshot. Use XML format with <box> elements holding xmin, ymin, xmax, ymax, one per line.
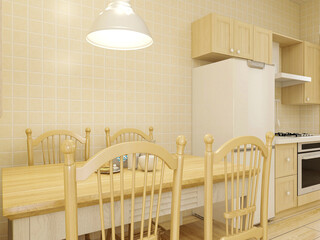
<box><xmin>275</xmin><ymin>143</ymin><xmax>297</xmax><ymax>178</ymax></box>
<box><xmin>275</xmin><ymin>175</ymin><xmax>297</xmax><ymax>213</ymax></box>
<box><xmin>275</xmin><ymin>143</ymin><xmax>298</xmax><ymax>213</ymax></box>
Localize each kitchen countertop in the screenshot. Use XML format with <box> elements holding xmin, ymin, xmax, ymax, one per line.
<box><xmin>275</xmin><ymin>135</ymin><xmax>320</xmax><ymax>144</ymax></box>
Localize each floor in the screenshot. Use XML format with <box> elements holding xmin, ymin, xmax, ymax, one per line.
<box><xmin>80</xmin><ymin>203</ymin><xmax>320</xmax><ymax>240</ymax></box>
<box><xmin>163</xmin><ymin>203</ymin><xmax>320</xmax><ymax>240</ymax></box>
<box><xmin>268</xmin><ymin>206</ymin><xmax>320</xmax><ymax>240</ymax></box>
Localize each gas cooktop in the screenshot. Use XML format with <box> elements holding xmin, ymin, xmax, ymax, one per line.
<box><xmin>275</xmin><ymin>132</ymin><xmax>314</xmax><ymax>137</ymax></box>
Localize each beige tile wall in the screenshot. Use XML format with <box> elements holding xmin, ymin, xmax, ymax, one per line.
<box><xmin>300</xmin><ymin>0</ymin><xmax>320</xmax><ymax>44</ymax></box>
<box><xmin>299</xmin><ymin>0</ymin><xmax>320</xmax><ymax>134</ymax></box>
<box><xmin>0</xmin><ymin>0</ymin><xmax>301</xmax><ymax>238</ymax></box>
<box><xmin>275</xmin><ymin>87</ymin><xmax>301</xmax><ymax>133</ymax></box>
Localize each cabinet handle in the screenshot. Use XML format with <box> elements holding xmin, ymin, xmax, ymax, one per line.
<box><xmin>286</xmin><ymin>157</ymin><xmax>291</xmax><ymax>162</ymax></box>
<box><xmin>286</xmin><ymin>191</ymin><xmax>291</xmax><ymax>196</ymax></box>
<box><xmin>230</xmin><ymin>48</ymin><xmax>234</xmax><ymax>53</ymax></box>
<box><xmin>237</xmin><ymin>50</ymin><xmax>240</xmax><ymax>54</ymax></box>
<box><xmin>306</xmin><ymin>97</ymin><xmax>310</xmax><ymax>102</ymax></box>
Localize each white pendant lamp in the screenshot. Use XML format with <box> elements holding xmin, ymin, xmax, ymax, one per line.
<box><xmin>86</xmin><ymin>0</ymin><xmax>153</xmax><ymax>50</ymax></box>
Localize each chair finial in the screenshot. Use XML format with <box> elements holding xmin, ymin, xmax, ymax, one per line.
<box><xmin>176</xmin><ymin>135</ymin><xmax>187</xmax><ymax>155</ymax></box>
<box><xmin>62</xmin><ymin>140</ymin><xmax>76</xmax><ymax>166</ymax></box>
<box><xmin>265</xmin><ymin>132</ymin><xmax>274</xmax><ymax>146</ymax></box>
<box><xmin>204</xmin><ymin>134</ymin><xmax>214</xmax><ymax>152</ymax></box>
<box><xmin>85</xmin><ymin>127</ymin><xmax>91</xmax><ymax>133</ymax></box>
<box><xmin>25</xmin><ymin>128</ymin><xmax>32</xmax><ymax>135</ymax></box>
<box><xmin>149</xmin><ymin>126</ymin><xmax>154</xmax><ymax>140</ymax></box>
<box><xmin>62</xmin><ymin>140</ymin><xmax>76</xmax><ymax>154</ymax></box>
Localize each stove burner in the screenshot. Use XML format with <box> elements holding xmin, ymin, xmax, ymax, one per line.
<box><xmin>275</xmin><ymin>132</ymin><xmax>314</xmax><ymax>137</ymax></box>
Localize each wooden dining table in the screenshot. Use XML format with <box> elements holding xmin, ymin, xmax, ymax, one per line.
<box><xmin>2</xmin><ymin>155</ymin><xmax>241</xmax><ymax>240</ymax></box>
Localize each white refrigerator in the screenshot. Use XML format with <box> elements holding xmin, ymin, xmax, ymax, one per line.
<box><xmin>192</xmin><ymin>58</ymin><xmax>275</xmax><ymax>223</ymax></box>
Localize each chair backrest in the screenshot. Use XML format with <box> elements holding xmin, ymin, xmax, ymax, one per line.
<box><xmin>62</xmin><ymin>135</ymin><xmax>186</xmax><ymax>240</ymax></box>
<box><xmin>204</xmin><ymin>132</ymin><xmax>274</xmax><ymax>240</ymax></box>
<box><xmin>26</xmin><ymin>128</ymin><xmax>91</xmax><ymax>166</ymax></box>
<box><xmin>105</xmin><ymin>127</ymin><xmax>154</xmax><ymax>147</ymax></box>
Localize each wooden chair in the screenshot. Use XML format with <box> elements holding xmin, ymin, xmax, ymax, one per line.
<box><xmin>62</xmin><ymin>135</ymin><xmax>186</xmax><ymax>240</ymax></box>
<box><xmin>178</xmin><ymin>132</ymin><xmax>274</xmax><ymax>240</ymax></box>
<box><xmin>105</xmin><ymin>127</ymin><xmax>154</xmax><ymax>147</ymax></box>
<box><xmin>25</xmin><ymin>128</ymin><xmax>91</xmax><ymax>166</ymax></box>
<box><xmin>206</xmin><ymin>132</ymin><xmax>274</xmax><ymax>240</ymax></box>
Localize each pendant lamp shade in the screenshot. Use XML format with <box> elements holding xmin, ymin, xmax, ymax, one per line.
<box><xmin>86</xmin><ymin>0</ymin><xmax>153</xmax><ymax>50</ymax></box>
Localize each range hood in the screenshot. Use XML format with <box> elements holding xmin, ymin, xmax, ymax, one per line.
<box><xmin>275</xmin><ymin>72</ymin><xmax>311</xmax><ymax>87</ymax></box>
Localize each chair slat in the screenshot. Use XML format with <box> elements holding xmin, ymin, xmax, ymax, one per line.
<box><xmin>140</xmin><ymin>154</ymin><xmax>149</xmax><ymax>239</ymax></box>
<box><xmin>74</xmin><ymin>139</ymin><xmax>77</xmax><ymax>161</ymax></box>
<box><xmin>148</xmin><ymin>156</ymin><xmax>158</xmax><ymax>237</ymax></box>
<box><xmin>240</xmin><ymin>144</ymin><xmax>247</xmax><ymax>232</ymax></box>
<box><xmin>245</xmin><ymin>145</ymin><xmax>254</xmax><ymax>231</ymax></box>
<box><xmin>231</xmin><ymin>150</ymin><xmax>234</xmax><ymax>235</ymax></box>
<box><xmin>59</xmin><ymin>135</ymin><xmax>61</xmax><ymax>163</ymax></box>
<box><xmin>52</xmin><ymin>136</ymin><xmax>55</xmax><ymax>164</ymax></box>
<box><xmin>130</xmin><ymin>153</ymin><xmax>136</xmax><ymax>240</ymax></box>
<box><xmin>154</xmin><ymin>161</ymin><xmax>165</xmax><ymax>235</ymax></box>
<box><xmin>235</xmin><ymin>146</ymin><xmax>240</xmax><ymax>233</ymax></box>
<box><xmin>120</xmin><ymin>155</ymin><xmax>125</xmax><ymax>240</ymax></box>
<box><xmin>97</xmin><ymin>169</ymin><xmax>106</xmax><ymax>240</ymax></box>
<box><xmin>41</xmin><ymin>141</ymin><xmax>46</xmax><ymax>164</ymax></box>
<box><xmin>224</xmin><ymin>156</ymin><xmax>229</xmax><ymax>236</ymax></box>
<box><xmin>251</xmin><ymin>149</ymin><xmax>263</xmax><ymax>228</ymax></box>
<box><xmin>249</xmin><ymin>146</ymin><xmax>259</xmax><ymax>227</ymax></box>
<box><xmin>110</xmin><ymin>160</ymin><xmax>116</xmax><ymax>240</ymax></box>
<box><xmin>47</xmin><ymin>138</ymin><xmax>51</xmax><ymax>164</ymax></box>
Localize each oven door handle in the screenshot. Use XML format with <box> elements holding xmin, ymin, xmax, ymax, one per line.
<box><xmin>300</xmin><ymin>154</ymin><xmax>320</xmax><ymax>160</ymax></box>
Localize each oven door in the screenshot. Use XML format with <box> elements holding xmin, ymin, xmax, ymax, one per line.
<box><xmin>298</xmin><ymin>142</ymin><xmax>320</xmax><ymax>153</ymax></box>
<box><xmin>298</xmin><ymin>151</ymin><xmax>320</xmax><ymax>195</ymax></box>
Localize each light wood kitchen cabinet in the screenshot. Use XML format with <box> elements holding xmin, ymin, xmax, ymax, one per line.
<box><xmin>275</xmin><ymin>143</ymin><xmax>297</xmax><ymax>213</ymax></box>
<box><xmin>192</xmin><ymin>13</ymin><xmax>274</xmax><ymax>64</ymax></box>
<box><xmin>281</xmin><ymin>42</ymin><xmax>320</xmax><ymax>104</ymax></box>
<box><xmin>233</xmin><ymin>20</ymin><xmax>253</xmax><ymax>59</ymax></box>
<box><xmin>212</xmin><ymin>14</ymin><xmax>233</xmax><ymax>57</ymax></box>
<box><xmin>253</xmin><ymin>26</ymin><xmax>272</xmax><ymax>64</ymax></box>
<box><xmin>275</xmin><ymin>143</ymin><xmax>297</xmax><ymax>178</ymax></box>
<box><xmin>275</xmin><ymin>175</ymin><xmax>297</xmax><ymax>213</ymax></box>
<box><xmin>191</xmin><ymin>13</ymin><xmax>253</xmax><ymax>61</ymax></box>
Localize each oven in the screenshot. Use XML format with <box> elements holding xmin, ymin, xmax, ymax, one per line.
<box><xmin>298</xmin><ymin>141</ymin><xmax>320</xmax><ymax>195</ymax></box>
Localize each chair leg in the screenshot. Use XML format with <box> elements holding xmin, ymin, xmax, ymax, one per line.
<box><xmin>127</xmin><ymin>224</ymin><xmax>131</xmax><ymax>238</ymax></box>
<box><xmin>106</xmin><ymin>229</ymin><xmax>111</xmax><ymax>240</ymax></box>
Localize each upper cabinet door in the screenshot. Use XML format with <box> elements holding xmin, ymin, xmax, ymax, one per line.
<box><xmin>212</xmin><ymin>15</ymin><xmax>233</xmax><ymax>56</ymax></box>
<box><xmin>253</xmin><ymin>26</ymin><xmax>272</xmax><ymax>64</ymax></box>
<box><xmin>304</xmin><ymin>42</ymin><xmax>320</xmax><ymax>104</ymax></box>
<box><xmin>233</xmin><ymin>21</ymin><xmax>253</xmax><ymax>59</ymax></box>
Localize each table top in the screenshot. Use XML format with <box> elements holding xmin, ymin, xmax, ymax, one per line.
<box><xmin>2</xmin><ymin>155</ymin><xmax>228</xmax><ymax>220</ymax></box>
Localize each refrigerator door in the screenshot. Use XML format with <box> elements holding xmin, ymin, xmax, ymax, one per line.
<box><xmin>233</xmin><ymin>59</ymin><xmax>275</xmax><ymax>141</ymax></box>
<box><xmin>192</xmin><ymin>60</ymin><xmax>235</xmax><ymax>155</ymax></box>
<box><xmin>232</xmin><ymin>59</ymin><xmax>275</xmax><ymax>223</ymax></box>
